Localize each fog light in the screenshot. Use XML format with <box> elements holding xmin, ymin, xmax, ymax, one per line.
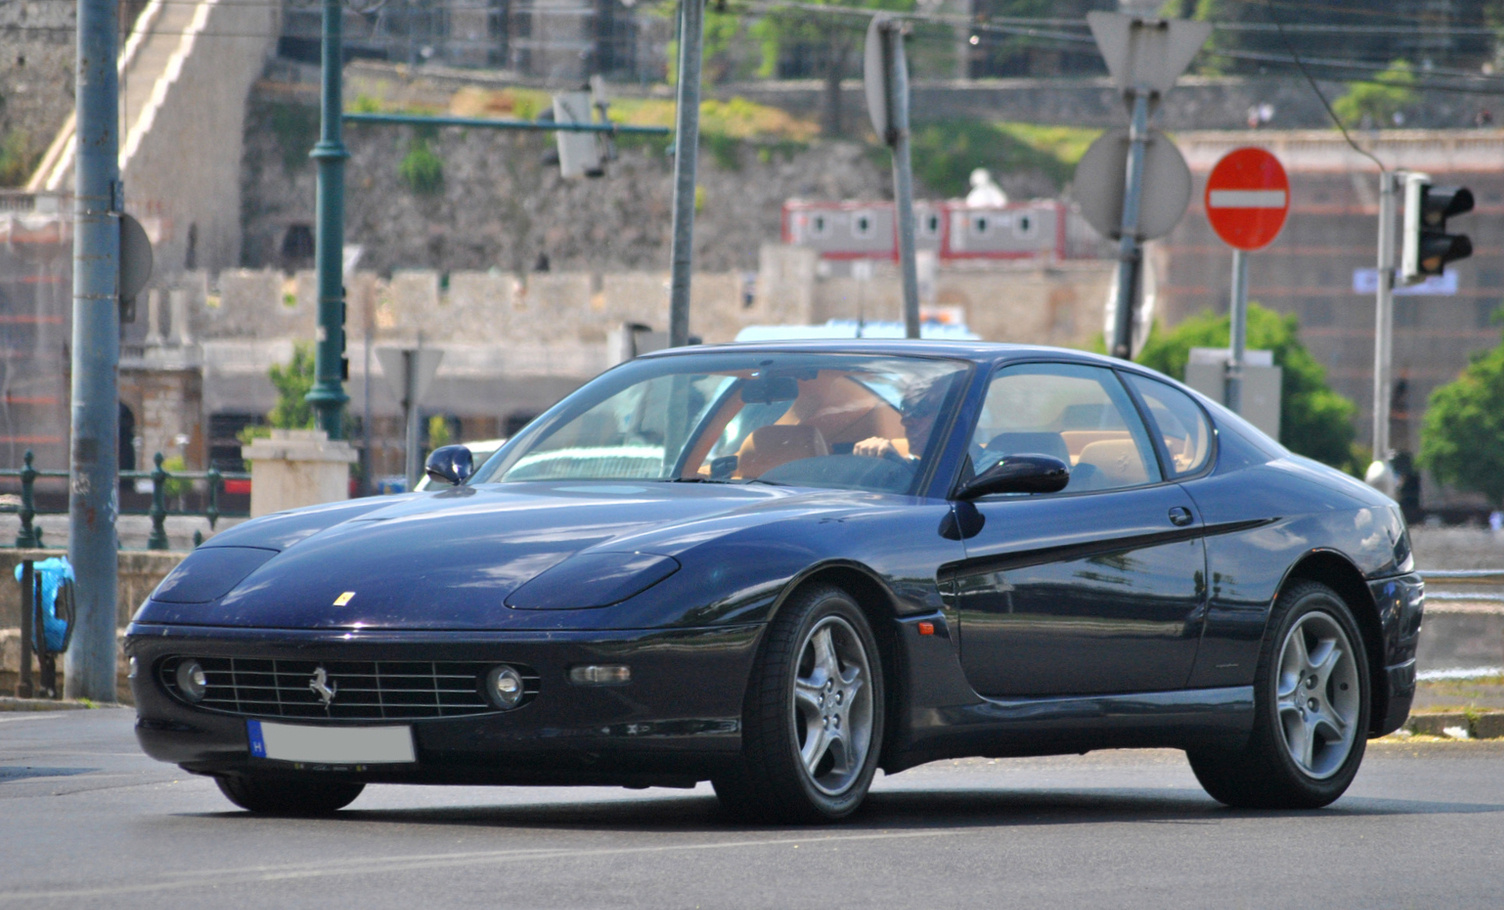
<box><xmin>569</xmin><ymin>664</ymin><xmax>631</xmax><ymax>686</ymax></box>
<box><xmin>175</xmin><ymin>660</ymin><xmax>207</xmax><ymax>702</ymax></box>
<box><xmin>486</xmin><ymin>665</ymin><xmax>526</xmax><ymax>709</ymax></box>
<box><xmin>128</xmin><ymin>656</ymin><xmax>139</xmax><ymax>679</ymax></box>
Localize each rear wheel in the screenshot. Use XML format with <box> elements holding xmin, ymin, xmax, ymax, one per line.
<box><xmin>215</xmin><ymin>774</ymin><xmax>365</xmax><ymax>815</ymax></box>
<box><xmin>1188</xmin><ymin>580</ymin><xmax>1370</xmax><ymax>809</ymax></box>
<box><xmin>714</xmin><ymin>585</ymin><xmax>884</xmax><ymax>824</ymax></box>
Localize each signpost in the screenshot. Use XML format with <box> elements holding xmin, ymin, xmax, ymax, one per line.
<box><xmin>1081</xmin><ymin>11</ymin><xmax>1210</xmax><ymax>360</ymax></box>
<box><xmin>377</xmin><ymin>346</ymin><xmax>443</xmax><ymax>491</ymax></box>
<box><xmin>1204</xmin><ymin>147</ymin><xmax>1289</xmax><ymax>414</ymax></box>
<box><xmin>864</xmin><ymin>15</ymin><xmax>920</xmax><ymax>340</ymax></box>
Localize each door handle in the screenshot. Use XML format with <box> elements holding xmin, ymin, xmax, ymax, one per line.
<box><xmin>1168</xmin><ymin>506</ymin><xmax>1194</xmax><ymax>527</ymax></box>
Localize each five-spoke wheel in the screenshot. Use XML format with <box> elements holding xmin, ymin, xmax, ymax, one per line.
<box><xmin>714</xmin><ymin>584</ymin><xmax>884</xmax><ymax>824</ymax></box>
<box><xmin>1188</xmin><ymin>580</ymin><xmax>1371</xmax><ymax>809</ymax></box>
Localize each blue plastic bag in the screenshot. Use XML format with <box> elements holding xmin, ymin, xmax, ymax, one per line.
<box><xmin>14</xmin><ymin>557</ymin><xmax>73</xmax><ymax>653</ymax></box>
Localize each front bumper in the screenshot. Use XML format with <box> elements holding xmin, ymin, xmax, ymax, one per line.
<box><xmin>126</xmin><ymin>622</ymin><xmax>762</xmax><ymax>786</ymax></box>
<box><xmin>1369</xmin><ymin>571</ymin><xmax>1425</xmax><ymax>737</ymax></box>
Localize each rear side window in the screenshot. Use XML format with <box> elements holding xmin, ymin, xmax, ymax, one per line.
<box><xmin>1125</xmin><ymin>374</ymin><xmax>1215</xmax><ymax>477</ymax></box>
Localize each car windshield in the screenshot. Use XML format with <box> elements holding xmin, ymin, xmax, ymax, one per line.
<box><xmin>472</xmin><ymin>351</ymin><xmax>971</xmax><ymax>494</ymax></box>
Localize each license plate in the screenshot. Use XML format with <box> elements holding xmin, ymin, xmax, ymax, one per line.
<box><xmin>247</xmin><ymin>720</ymin><xmax>415</xmax><ymax>764</ymax></box>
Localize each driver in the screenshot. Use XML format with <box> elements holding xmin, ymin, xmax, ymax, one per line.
<box><xmin>853</xmin><ymin>378</ymin><xmax>948</xmax><ymax>462</ymax></box>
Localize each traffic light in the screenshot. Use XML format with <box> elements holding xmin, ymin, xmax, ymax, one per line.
<box><xmin>1401</xmin><ymin>173</ymin><xmax>1473</xmax><ymax>283</ymax></box>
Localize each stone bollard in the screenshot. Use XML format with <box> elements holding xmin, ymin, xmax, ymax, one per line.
<box><xmin>241</xmin><ymin>429</ymin><xmax>357</xmax><ymax>518</ymax></box>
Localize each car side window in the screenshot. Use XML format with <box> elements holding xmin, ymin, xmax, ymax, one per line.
<box><xmin>970</xmin><ymin>363</ymin><xmax>1162</xmax><ymax>493</ymax></box>
<box><xmin>1124</xmin><ymin>374</ymin><xmax>1215</xmax><ymax>478</ymax></box>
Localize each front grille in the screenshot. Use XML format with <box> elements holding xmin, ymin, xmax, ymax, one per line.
<box><xmin>159</xmin><ymin>656</ymin><xmax>539</xmax><ymax>720</ymax></box>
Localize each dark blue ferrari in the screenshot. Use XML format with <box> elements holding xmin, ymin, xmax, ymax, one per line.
<box><xmin>128</xmin><ymin>341</ymin><xmax>1423</xmax><ymax>823</ymax></box>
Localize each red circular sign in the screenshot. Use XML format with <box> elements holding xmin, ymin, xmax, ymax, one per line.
<box><xmin>1204</xmin><ymin>147</ymin><xmax>1290</xmax><ymax>250</ymax></box>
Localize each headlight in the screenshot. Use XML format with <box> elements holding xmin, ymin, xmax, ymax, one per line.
<box><xmin>505</xmin><ymin>551</ymin><xmax>680</xmax><ymax>610</ymax></box>
<box><xmin>175</xmin><ymin>660</ymin><xmax>208</xmax><ymax>702</ymax></box>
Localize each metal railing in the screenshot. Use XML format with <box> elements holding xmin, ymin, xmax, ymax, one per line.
<box><xmin>1418</xmin><ymin>569</ymin><xmax>1504</xmax><ymax>604</ymax></box>
<box><xmin>0</xmin><ymin>450</ymin><xmax>250</xmax><ymax>550</ymax></box>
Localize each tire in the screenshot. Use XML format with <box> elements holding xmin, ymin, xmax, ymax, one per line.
<box><xmin>1188</xmin><ymin>580</ymin><xmax>1370</xmax><ymax>809</ymax></box>
<box><xmin>215</xmin><ymin>774</ymin><xmax>366</xmax><ymax>815</ymax></box>
<box><xmin>714</xmin><ymin>584</ymin><xmax>885</xmax><ymax>824</ymax></box>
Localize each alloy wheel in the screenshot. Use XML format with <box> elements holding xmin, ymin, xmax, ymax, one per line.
<box><xmin>1275</xmin><ymin>610</ymin><xmax>1361</xmax><ymax>780</ymax></box>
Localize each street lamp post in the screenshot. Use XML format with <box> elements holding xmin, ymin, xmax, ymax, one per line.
<box><xmin>307</xmin><ymin>0</ymin><xmax>350</xmax><ymax>438</ymax></box>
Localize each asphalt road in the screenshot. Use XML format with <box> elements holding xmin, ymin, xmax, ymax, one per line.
<box><xmin>2</xmin><ymin>708</ymin><xmax>1502</xmax><ymax>909</ymax></box>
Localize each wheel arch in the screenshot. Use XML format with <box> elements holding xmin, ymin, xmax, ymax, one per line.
<box><xmin>769</xmin><ymin>562</ymin><xmax>904</xmax><ymax>756</ymax></box>
<box><xmin>1281</xmin><ymin>549</ymin><xmax>1388</xmax><ymax>736</ymax></box>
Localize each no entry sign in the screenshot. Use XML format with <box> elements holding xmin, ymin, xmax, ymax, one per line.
<box><xmin>1205</xmin><ymin>147</ymin><xmax>1289</xmax><ymax>250</ymax></box>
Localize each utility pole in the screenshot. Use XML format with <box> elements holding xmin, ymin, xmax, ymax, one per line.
<box><xmin>1366</xmin><ymin>171</ymin><xmax>1398</xmax><ymax>496</ymax></box>
<box><xmin>66</xmin><ymin>0</ymin><xmax>121</xmax><ymax>701</ymax></box>
<box><xmin>864</xmin><ymin>17</ymin><xmax>920</xmax><ymax>339</ymax></box>
<box><xmin>1108</xmin><ymin>88</ymin><xmax>1151</xmax><ymax>360</ymax></box>
<box><xmin>1225</xmin><ymin>250</ymin><xmax>1249</xmax><ymax>414</ymax></box>
<box><xmin>307</xmin><ymin>0</ymin><xmax>350</xmax><ymax>438</ymax></box>
<box><xmin>667</xmin><ymin>0</ymin><xmax>703</xmax><ymax>349</ymax></box>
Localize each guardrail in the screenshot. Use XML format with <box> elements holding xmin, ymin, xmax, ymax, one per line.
<box><xmin>1418</xmin><ymin>569</ymin><xmax>1504</xmax><ymax>603</ymax></box>
<box><xmin>0</xmin><ymin>450</ymin><xmax>249</xmax><ymax>550</ymax></box>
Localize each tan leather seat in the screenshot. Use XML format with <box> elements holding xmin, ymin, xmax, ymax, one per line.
<box><xmin>737</xmin><ymin>425</ymin><xmax>829</xmax><ymax>478</ymax></box>
<box><xmin>1075</xmin><ymin>439</ymin><xmax>1149</xmax><ymax>487</ymax></box>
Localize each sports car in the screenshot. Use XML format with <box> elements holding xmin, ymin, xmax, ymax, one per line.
<box><xmin>128</xmin><ymin>341</ymin><xmax>1423</xmax><ymax>823</ymax></box>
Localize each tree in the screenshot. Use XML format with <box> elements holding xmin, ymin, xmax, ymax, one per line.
<box><xmin>750</xmin><ymin>0</ymin><xmax>916</xmax><ymax>137</ymax></box>
<box><xmin>1134</xmin><ymin>305</ymin><xmax>1360</xmax><ymax>472</ymax></box>
<box><xmin>1332</xmin><ymin>60</ymin><xmax>1417</xmax><ymax>129</ymax></box>
<box><xmin>267</xmin><ymin>342</ymin><xmax>317</xmax><ymax>430</ymax></box>
<box><xmin>1419</xmin><ymin>329</ymin><xmax>1504</xmax><ymax>506</ymax></box>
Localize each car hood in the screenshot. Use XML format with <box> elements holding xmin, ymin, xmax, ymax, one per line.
<box><xmin>135</xmin><ymin>481</ymin><xmax>881</xmax><ymax>631</ymax></box>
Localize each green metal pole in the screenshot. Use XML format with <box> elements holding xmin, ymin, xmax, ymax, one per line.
<box><xmin>307</xmin><ymin>0</ymin><xmax>350</xmax><ymax>438</ymax></box>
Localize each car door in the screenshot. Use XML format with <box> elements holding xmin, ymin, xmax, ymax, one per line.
<box><xmin>950</xmin><ymin>362</ymin><xmax>1208</xmax><ymax>698</ymax></box>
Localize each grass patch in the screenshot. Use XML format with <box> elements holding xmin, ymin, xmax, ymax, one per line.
<box><xmin>900</xmin><ymin>120</ymin><xmax>1100</xmax><ymax>197</ymax></box>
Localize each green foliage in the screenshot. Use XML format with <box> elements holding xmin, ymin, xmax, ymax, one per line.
<box><xmin>666</xmin><ymin>8</ymin><xmax>753</xmax><ymax>85</ymax></box>
<box><xmin>904</xmin><ymin>120</ymin><xmax>1089</xmax><ymax>196</ymax></box>
<box><xmin>269</xmin><ymin>103</ymin><xmax>320</xmax><ymax>172</ymax></box>
<box><xmin>1332</xmin><ymin>60</ymin><xmax>1417</xmax><ymax>129</ymax></box>
<box><xmin>0</xmin><ymin>130</ymin><xmax>35</xmax><ymax>187</ymax></box>
<box><xmin>427</xmin><ymin>415</ymin><xmax>452</xmax><ymax>450</ymax></box>
<box><xmin>160</xmin><ymin>454</ymin><xmax>193</xmax><ymax>498</ymax></box>
<box><xmin>1419</xmin><ymin>330</ymin><xmax>1504</xmax><ymax>506</ymax></box>
<box><xmin>267</xmin><ymin>342</ymin><xmax>317</xmax><ymax>430</ymax></box>
<box><xmin>399</xmin><ymin>137</ymin><xmax>444</xmax><ymax>195</ymax></box>
<box><xmin>706</xmin><ymin>133</ymin><xmax>741</xmax><ymax>171</ymax></box>
<box><xmin>1135</xmin><ymin>305</ymin><xmax>1360</xmax><ymax>473</ymax></box>
<box><xmin>349</xmin><ymin>94</ymin><xmax>383</xmax><ymax>114</ymax></box>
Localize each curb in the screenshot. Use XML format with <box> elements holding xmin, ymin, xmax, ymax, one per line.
<box><xmin>1403</xmin><ymin>711</ymin><xmax>1504</xmax><ymax>740</ymax></box>
<box><xmin>0</xmin><ymin>696</ymin><xmax>102</xmax><ymax>712</ymax></box>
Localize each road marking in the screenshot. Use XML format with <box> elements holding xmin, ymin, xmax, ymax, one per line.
<box><xmin>1207</xmin><ymin>190</ymin><xmax>1286</xmax><ymax>208</ymax></box>
<box><xmin>0</xmin><ymin>828</ymin><xmax>971</xmax><ymax>902</ymax></box>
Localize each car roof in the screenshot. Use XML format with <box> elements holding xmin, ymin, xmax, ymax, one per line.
<box><xmin>639</xmin><ymin>338</ymin><xmax>1133</xmax><ymax>371</ymax></box>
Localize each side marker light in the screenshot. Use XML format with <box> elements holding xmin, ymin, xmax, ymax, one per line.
<box><xmin>569</xmin><ymin>665</ymin><xmax>632</xmax><ymax>686</ymax></box>
<box><xmin>918</xmin><ymin>622</ymin><xmax>936</xmax><ymax>636</ymax></box>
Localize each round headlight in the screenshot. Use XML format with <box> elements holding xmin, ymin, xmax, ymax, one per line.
<box><xmin>485</xmin><ymin>665</ymin><xmax>526</xmax><ymax>710</ymax></box>
<box><xmin>175</xmin><ymin>659</ymin><xmax>207</xmax><ymax>703</ymax></box>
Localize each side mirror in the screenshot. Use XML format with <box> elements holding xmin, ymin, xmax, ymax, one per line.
<box><xmin>424</xmin><ymin>445</ymin><xmax>474</xmax><ymax>487</ymax></box>
<box><xmin>955</xmin><ymin>454</ymin><xmax>1070</xmax><ymax>500</ymax></box>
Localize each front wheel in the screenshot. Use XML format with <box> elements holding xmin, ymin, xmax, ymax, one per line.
<box><xmin>714</xmin><ymin>585</ymin><xmax>884</xmax><ymax>824</ymax></box>
<box><xmin>1189</xmin><ymin>580</ymin><xmax>1370</xmax><ymax>809</ymax></box>
<box><xmin>215</xmin><ymin>774</ymin><xmax>365</xmax><ymax>815</ymax></box>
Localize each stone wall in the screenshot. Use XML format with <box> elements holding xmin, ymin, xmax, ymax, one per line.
<box><xmin>724</xmin><ymin>75</ymin><xmax>1494</xmax><ymax>135</ymax></box>
<box><xmin>241</xmin><ymin>84</ymin><xmax>896</xmax><ymax>276</ymax></box>
<box><xmin>0</xmin><ymin>1</ymin><xmax>75</xmax><ymax>185</ymax></box>
<box><xmin>0</xmin><ymin>549</ymin><xmax>185</xmax><ymax>629</ymax></box>
<box><xmin>124</xmin><ymin>0</ymin><xmax>277</xmax><ymax>278</ymax></box>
